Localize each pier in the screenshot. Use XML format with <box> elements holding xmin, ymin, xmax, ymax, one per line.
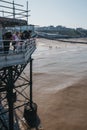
<box><xmin>0</xmin><ymin>1</ymin><xmax>39</xmax><ymax>130</ymax></box>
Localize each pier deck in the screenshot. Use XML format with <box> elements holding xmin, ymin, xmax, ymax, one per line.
<box><xmin>0</xmin><ymin>38</ymin><xmax>36</xmax><ymax>68</ymax></box>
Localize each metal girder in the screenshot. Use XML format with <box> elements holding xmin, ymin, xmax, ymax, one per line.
<box><xmin>0</xmin><ymin>63</ymin><xmax>27</xmax><ymax>86</ymax></box>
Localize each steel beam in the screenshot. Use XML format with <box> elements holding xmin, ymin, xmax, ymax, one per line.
<box><xmin>30</xmin><ymin>57</ymin><xmax>33</xmax><ymax>108</ymax></box>
<box><xmin>7</xmin><ymin>67</ymin><xmax>14</xmax><ymax>130</ymax></box>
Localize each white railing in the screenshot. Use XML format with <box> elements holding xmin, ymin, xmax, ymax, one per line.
<box><xmin>0</xmin><ymin>38</ymin><xmax>36</xmax><ymax>55</ymax></box>
<box><xmin>0</xmin><ymin>38</ymin><xmax>36</xmax><ymax>67</ymax></box>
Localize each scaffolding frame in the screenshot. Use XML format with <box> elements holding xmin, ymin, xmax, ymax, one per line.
<box><xmin>0</xmin><ymin>0</ymin><xmax>30</xmax><ymax>24</ymax></box>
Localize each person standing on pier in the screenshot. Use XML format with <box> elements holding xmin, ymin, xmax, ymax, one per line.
<box><xmin>3</xmin><ymin>32</ymin><xmax>12</xmax><ymax>54</ymax></box>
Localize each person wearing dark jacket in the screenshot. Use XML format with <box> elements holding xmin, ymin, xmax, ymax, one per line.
<box><xmin>3</xmin><ymin>32</ymin><xmax>12</xmax><ymax>54</ymax></box>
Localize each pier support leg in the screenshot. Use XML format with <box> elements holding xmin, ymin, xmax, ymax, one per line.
<box><xmin>30</xmin><ymin>57</ymin><xmax>33</xmax><ymax>108</ymax></box>
<box><xmin>7</xmin><ymin>67</ymin><xmax>14</xmax><ymax>130</ymax></box>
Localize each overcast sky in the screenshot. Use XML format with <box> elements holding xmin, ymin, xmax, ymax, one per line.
<box><xmin>1</xmin><ymin>0</ymin><xmax>87</xmax><ymax>29</ymax></box>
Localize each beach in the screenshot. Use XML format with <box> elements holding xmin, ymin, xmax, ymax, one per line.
<box><xmin>27</xmin><ymin>38</ymin><xmax>87</xmax><ymax>130</ymax></box>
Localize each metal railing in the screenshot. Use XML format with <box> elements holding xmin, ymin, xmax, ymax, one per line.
<box><xmin>0</xmin><ymin>38</ymin><xmax>36</xmax><ymax>55</ymax></box>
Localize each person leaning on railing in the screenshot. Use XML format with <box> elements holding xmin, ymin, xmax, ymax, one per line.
<box><xmin>12</xmin><ymin>31</ymin><xmax>21</xmax><ymax>51</ymax></box>
<box><xmin>3</xmin><ymin>32</ymin><xmax>12</xmax><ymax>54</ymax></box>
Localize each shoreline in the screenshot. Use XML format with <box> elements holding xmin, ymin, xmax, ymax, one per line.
<box><xmin>37</xmin><ymin>37</ymin><xmax>87</xmax><ymax>44</ymax></box>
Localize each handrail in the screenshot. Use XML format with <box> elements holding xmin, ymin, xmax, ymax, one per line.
<box><xmin>0</xmin><ymin>38</ymin><xmax>36</xmax><ymax>55</ymax></box>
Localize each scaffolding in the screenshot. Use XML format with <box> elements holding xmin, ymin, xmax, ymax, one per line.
<box><xmin>0</xmin><ymin>0</ymin><xmax>30</xmax><ymax>23</ymax></box>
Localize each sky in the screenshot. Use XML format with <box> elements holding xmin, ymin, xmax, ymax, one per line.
<box><xmin>1</xmin><ymin>0</ymin><xmax>87</xmax><ymax>29</ymax></box>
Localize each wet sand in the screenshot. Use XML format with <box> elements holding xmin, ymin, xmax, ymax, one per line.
<box><xmin>30</xmin><ymin>38</ymin><xmax>87</xmax><ymax>130</ymax></box>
